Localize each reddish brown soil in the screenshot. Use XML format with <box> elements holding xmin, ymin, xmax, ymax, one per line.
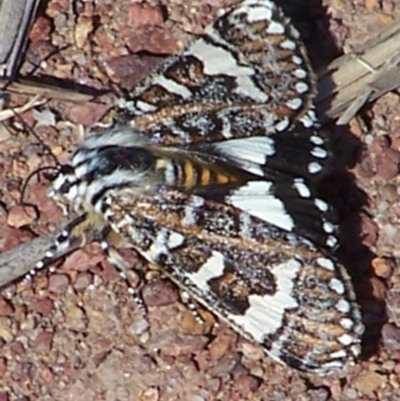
<box><xmin>1</xmin><ymin>0</ymin><xmax>400</xmax><ymax>400</ymax></box>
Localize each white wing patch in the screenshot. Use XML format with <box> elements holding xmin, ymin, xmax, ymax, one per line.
<box><xmin>227</xmin><ymin>181</ymin><xmax>295</xmax><ymax>231</ymax></box>
<box><xmin>185</xmin><ymin>37</ymin><xmax>254</xmax><ymax>76</ymax></box>
<box><xmin>211</xmin><ymin>137</ymin><xmax>276</xmax><ymax>176</ymax></box>
<box><xmin>229</xmin><ymin>258</ymin><xmax>301</xmax><ymax>341</ymax></box>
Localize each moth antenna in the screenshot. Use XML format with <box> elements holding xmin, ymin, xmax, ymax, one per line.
<box><xmin>11</xmin><ymin>108</ymin><xmax>63</xmax><ymax>211</ymax></box>
<box><xmin>20</xmin><ymin>165</ymin><xmax>60</xmax><ymax>207</ymax></box>
<box><xmin>11</xmin><ymin>108</ymin><xmax>62</xmax><ymax>168</ymax></box>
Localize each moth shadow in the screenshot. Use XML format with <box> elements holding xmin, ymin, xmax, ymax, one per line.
<box><xmin>280</xmin><ymin>0</ymin><xmax>384</xmax><ymax>363</ymax></box>
<box><xmin>277</xmin><ymin>0</ymin><xmax>342</xmax><ymax>69</ymax></box>
<box><xmin>320</xmin><ymin>127</ymin><xmax>384</xmax><ymax>362</ymax></box>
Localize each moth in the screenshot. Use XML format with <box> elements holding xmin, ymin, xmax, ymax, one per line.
<box><xmin>28</xmin><ymin>0</ymin><xmax>363</xmax><ymax>374</ymax></box>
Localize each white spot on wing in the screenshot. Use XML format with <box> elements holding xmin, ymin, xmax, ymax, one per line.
<box><xmin>227</xmin><ymin>181</ymin><xmax>294</xmax><ymax>231</ymax></box>
<box><xmin>152</xmin><ymin>75</ymin><xmax>192</xmax><ymax>99</ymax></box>
<box><xmin>338</xmin><ymin>334</ymin><xmax>354</xmax><ymax>346</ymax></box>
<box><xmin>326</xmin><ymin>236</ymin><xmax>338</xmax><ymax>248</ymax></box>
<box><xmin>295</xmin><ymin>82</ymin><xmax>309</xmax><ymax>94</ymax></box>
<box><xmin>294</xmin><ymin>68</ymin><xmax>307</xmax><ymax>78</ymax></box>
<box><xmin>136</xmin><ymin>100</ymin><xmax>157</xmax><ymax>112</ymax></box>
<box><xmin>292</xmin><ymin>55</ymin><xmax>303</xmax><ymax>65</ymax></box>
<box><xmin>310</xmin><ymin>135</ymin><xmax>324</xmax><ymax>145</ymax></box>
<box><xmin>316</xmin><ymin>258</ymin><xmax>335</xmax><ymax>271</ymax></box>
<box><xmin>336</xmin><ymin>299</ymin><xmax>350</xmax><ymax>313</ymax></box>
<box><xmin>301</xmin><ymin>110</ymin><xmax>318</xmax><ymax>128</ymax></box>
<box><xmin>168</xmin><ymin>232</ymin><xmax>185</xmax><ymax>248</ymax></box>
<box><xmin>187</xmin><ymin>38</ymin><xmax>253</xmax><ymax>76</ymax></box>
<box><xmin>307</xmin><ymin>110</ymin><xmax>317</xmax><ymax>122</ymax></box>
<box><xmin>228</xmin><ymin>258</ymin><xmax>301</xmax><ymax>341</ymax></box>
<box><xmin>286</xmin><ymin>98</ymin><xmax>302</xmax><ymax>110</ymax></box>
<box><xmin>300</xmin><ymin>116</ymin><xmax>313</xmax><ymax>129</ymax></box>
<box><xmin>329</xmin><ymin>278</ymin><xmax>345</xmax><ymax>294</ymax></box>
<box><xmin>244</xmin><ymin>4</ymin><xmax>273</xmax><ymax>22</ymax></box>
<box><xmin>214</xmin><ymin>137</ymin><xmax>275</xmax><ymax>166</ymax></box>
<box><xmin>340</xmin><ymin>318</ymin><xmax>354</xmax><ymax>330</ymax></box>
<box><xmin>280</xmin><ymin>39</ymin><xmax>296</xmax><ymax>50</ymax></box>
<box><xmin>267</xmin><ymin>20</ymin><xmax>285</xmax><ymax>34</ymax></box>
<box><xmin>323</xmin><ymin>222</ymin><xmax>335</xmax><ymax>233</ymax></box>
<box><xmin>329</xmin><ymin>350</ymin><xmax>348</xmax><ymax>359</ymax></box>
<box><xmin>311</xmin><ymin>147</ymin><xmax>328</xmax><ymax>158</ymax></box>
<box><xmin>234</xmin><ymin>76</ymin><xmax>269</xmax><ymax>102</ymax></box>
<box><xmin>187</xmin><ymin>251</ymin><xmax>226</xmax><ymax>289</ymax></box>
<box><xmin>275</xmin><ymin>118</ymin><xmax>290</xmax><ymax>131</ymax></box>
<box><xmin>293</xmin><ymin>179</ymin><xmax>311</xmax><ymax>198</ymax></box>
<box><xmin>308</xmin><ymin>162</ymin><xmax>322</xmax><ymax>174</ymax></box>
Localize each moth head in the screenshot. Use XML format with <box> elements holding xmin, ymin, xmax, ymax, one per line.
<box><xmin>46</xmin><ymin>139</ymin><xmax>158</xmax><ymax>216</ymax></box>
<box><xmin>46</xmin><ymin>164</ymin><xmax>75</xmax><ymax>189</ymax></box>
<box><xmin>46</xmin><ymin>163</ymin><xmax>82</xmax><ymax>213</ymax></box>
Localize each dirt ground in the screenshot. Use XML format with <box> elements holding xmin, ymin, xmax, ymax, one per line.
<box><xmin>1</xmin><ymin>0</ymin><xmax>400</xmax><ymax>400</ymax></box>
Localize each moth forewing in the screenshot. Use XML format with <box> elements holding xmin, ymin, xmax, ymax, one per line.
<box><xmin>116</xmin><ymin>0</ymin><xmax>319</xmax><ymax>143</ymax></box>
<box><xmin>102</xmin><ymin>187</ymin><xmax>363</xmax><ymax>374</ymax></box>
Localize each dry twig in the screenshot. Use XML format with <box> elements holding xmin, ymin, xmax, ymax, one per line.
<box><xmin>0</xmin><ymin>77</ymin><xmax>96</xmax><ymax>103</ymax></box>
<box><xmin>0</xmin><ymin>0</ymin><xmax>40</xmax><ymax>78</ymax></box>
<box><xmin>0</xmin><ymin>221</ymin><xmax>103</xmax><ymax>288</ymax></box>
<box><xmin>0</xmin><ymin>94</ymin><xmax>46</xmax><ymax>122</ymax></box>
<box><xmin>316</xmin><ymin>19</ymin><xmax>400</xmax><ymax>123</ymax></box>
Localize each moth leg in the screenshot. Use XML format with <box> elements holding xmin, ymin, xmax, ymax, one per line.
<box><xmin>101</xmin><ymin>228</ymin><xmax>146</xmax><ymax>314</ymax></box>
<box><xmin>30</xmin><ymin>213</ymin><xmax>93</xmax><ymax>279</ymax></box>
<box><xmin>103</xmin><ymin>228</ymin><xmax>205</xmax><ymax>321</ymax></box>
<box><xmin>180</xmin><ymin>290</ymin><xmax>206</xmax><ymax>325</ymax></box>
<box><xmin>30</xmin><ymin>209</ymin><xmax>108</xmax><ymax>280</ymax></box>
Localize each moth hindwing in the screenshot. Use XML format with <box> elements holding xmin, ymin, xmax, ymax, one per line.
<box><xmin>30</xmin><ymin>0</ymin><xmax>364</xmax><ymax>374</ymax></box>
<box><xmin>103</xmin><ymin>187</ymin><xmax>363</xmax><ymax>374</ymax></box>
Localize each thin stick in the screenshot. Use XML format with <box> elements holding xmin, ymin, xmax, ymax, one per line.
<box><xmin>0</xmin><ymin>222</ymin><xmax>103</xmax><ymax>287</ymax></box>
<box><xmin>316</xmin><ymin>19</ymin><xmax>400</xmax><ymax>123</ymax></box>
<box><xmin>0</xmin><ymin>94</ymin><xmax>46</xmax><ymax>122</ymax></box>
<box><xmin>0</xmin><ymin>78</ymin><xmax>97</xmax><ymax>102</ymax></box>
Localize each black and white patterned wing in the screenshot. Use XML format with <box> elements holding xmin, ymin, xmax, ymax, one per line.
<box><xmin>56</xmin><ymin>133</ymin><xmax>336</xmax><ymax>250</ymax></box>
<box><xmin>193</xmin><ymin>125</ymin><xmax>332</xmax><ymax>180</ymax></box>
<box><xmin>43</xmin><ymin>135</ymin><xmax>363</xmax><ymax>374</ymax></box>
<box><xmin>103</xmin><ymin>188</ymin><xmax>363</xmax><ymax>374</ymax></box>
<box><xmin>193</xmin><ymin>178</ymin><xmax>337</xmax><ymax>250</ymax></box>
<box><xmin>116</xmin><ymin>0</ymin><xmax>320</xmax><ymax>147</ymax></box>
<box><xmin>26</xmin><ymin>0</ymin><xmax>364</xmax><ymax>376</ymax></box>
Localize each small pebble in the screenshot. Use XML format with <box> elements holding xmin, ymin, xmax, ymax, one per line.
<box><xmin>381</xmin><ymin>323</ymin><xmax>400</xmax><ymax>351</ymax></box>
<box><xmin>48</xmin><ymin>274</ymin><xmax>70</xmax><ymax>294</ymax></box>
<box><xmin>371</xmin><ymin>257</ymin><xmax>395</xmax><ymax>279</ymax></box>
